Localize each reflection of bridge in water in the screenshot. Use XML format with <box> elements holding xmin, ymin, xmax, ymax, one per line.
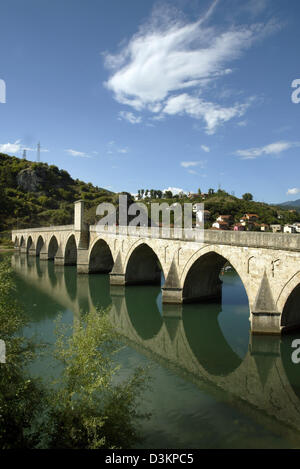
<box><xmin>12</xmin><ymin>253</ymin><xmax>300</xmax><ymax>442</ymax></box>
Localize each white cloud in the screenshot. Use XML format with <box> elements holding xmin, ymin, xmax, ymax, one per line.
<box><xmin>201</xmin><ymin>145</ymin><xmax>210</xmax><ymax>152</ymax></box>
<box><xmin>236</xmin><ymin>141</ymin><xmax>299</xmax><ymax>159</ymax></box>
<box><xmin>287</xmin><ymin>188</ymin><xmax>300</xmax><ymax>196</ymax></box>
<box><xmin>181</xmin><ymin>160</ymin><xmax>206</xmax><ymax>168</ymax></box>
<box><xmin>0</xmin><ymin>140</ymin><xmax>21</xmax><ymax>154</ymax></box>
<box><xmin>163</xmin><ymin>186</ymin><xmax>187</xmax><ymax>195</ymax></box>
<box><xmin>104</xmin><ymin>3</ymin><xmax>277</xmax><ymax>132</ymax></box>
<box><xmin>65</xmin><ymin>149</ymin><xmax>91</xmax><ymax>158</ymax></box>
<box><xmin>163</xmin><ymin>93</ymin><xmax>253</xmax><ymax>134</ymax></box>
<box><xmin>118</xmin><ymin>111</ymin><xmax>142</xmax><ymax>124</ymax></box>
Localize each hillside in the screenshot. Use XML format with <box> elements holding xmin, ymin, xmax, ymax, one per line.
<box><xmin>278</xmin><ymin>199</ymin><xmax>300</xmax><ymax>209</ymax></box>
<box><xmin>0</xmin><ymin>153</ymin><xmax>114</xmax><ymax>231</ymax></box>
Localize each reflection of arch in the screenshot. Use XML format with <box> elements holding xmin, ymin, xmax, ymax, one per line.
<box><xmin>183</xmin><ymin>303</ymin><xmax>243</xmax><ymax>376</ymax></box>
<box><xmin>125</xmin><ymin>285</ymin><xmax>163</xmax><ymax>340</ymax></box>
<box><xmin>281</xmin><ymin>283</ymin><xmax>300</xmax><ymax>331</ymax></box>
<box><xmin>125</xmin><ymin>243</ymin><xmax>162</xmax><ymax>285</ymax></box>
<box><xmin>89</xmin><ymin>239</ymin><xmax>114</xmax><ymax>273</ymax></box>
<box><xmin>89</xmin><ymin>274</ymin><xmax>111</xmax><ymax>310</ymax></box>
<box><xmin>281</xmin><ymin>335</ymin><xmax>300</xmax><ymax>400</ymax></box>
<box><xmin>36</xmin><ymin>236</ymin><xmax>44</xmax><ymax>256</ymax></box>
<box><xmin>64</xmin><ymin>266</ymin><xmax>77</xmax><ymax>301</ymax></box>
<box><xmin>64</xmin><ymin>235</ymin><xmax>77</xmax><ymax>266</ymax></box>
<box><xmin>27</xmin><ymin>236</ymin><xmax>33</xmax><ymax>252</ymax></box>
<box><xmin>181</xmin><ymin>247</ymin><xmax>250</xmax><ymax>306</ymax></box>
<box><xmin>48</xmin><ymin>235</ymin><xmax>58</xmax><ymax>260</ymax></box>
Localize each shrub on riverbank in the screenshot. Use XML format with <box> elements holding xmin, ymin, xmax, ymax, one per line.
<box><xmin>0</xmin><ymin>258</ymin><xmax>149</xmax><ymax>449</ymax></box>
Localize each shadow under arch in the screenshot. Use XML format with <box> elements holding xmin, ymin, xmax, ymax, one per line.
<box><xmin>182</xmin><ymin>251</ymin><xmax>247</xmax><ymax>305</ymax></box>
<box><xmin>182</xmin><ymin>301</ymin><xmax>243</xmax><ymax>377</ymax></box>
<box><xmin>48</xmin><ymin>235</ymin><xmax>58</xmax><ymax>260</ymax></box>
<box><xmin>26</xmin><ymin>236</ymin><xmax>33</xmax><ymax>252</ymax></box>
<box><xmin>89</xmin><ymin>239</ymin><xmax>114</xmax><ymax>273</ymax></box>
<box><xmin>36</xmin><ymin>235</ymin><xmax>44</xmax><ymax>256</ymax></box>
<box><xmin>20</xmin><ymin>236</ymin><xmax>25</xmax><ymax>249</ymax></box>
<box><xmin>64</xmin><ymin>234</ymin><xmax>77</xmax><ymax>266</ymax></box>
<box><xmin>281</xmin><ymin>283</ymin><xmax>300</xmax><ymax>333</ymax></box>
<box><xmin>125</xmin><ymin>285</ymin><xmax>163</xmax><ymax>341</ymax></box>
<box><xmin>125</xmin><ymin>243</ymin><xmax>162</xmax><ymax>286</ymax></box>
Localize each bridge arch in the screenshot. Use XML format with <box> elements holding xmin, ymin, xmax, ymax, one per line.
<box><xmin>14</xmin><ymin>236</ymin><xmax>19</xmax><ymax>247</ymax></box>
<box><xmin>48</xmin><ymin>235</ymin><xmax>59</xmax><ymax>260</ymax></box>
<box><xmin>180</xmin><ymin>245</ymin><xmax>250</xmax><ymax>306</ymax></box>
<box><xmin>26</xmin><ymin>236</ymin><xmax>33</xmax><ymax>253</ymax></box>
<box><xmin>64</xmin><ymin>234</ymin><xmax>77</xmax><ymax>266</ymax></box>
<box><xmin>36</xmin><ymin>235</ymin><xmax>44</xmax><ymax>256</ymax></box>
<box><xmin>20</xmin><ymin>236</ymin><xmax>25</xmax><ymax>249</ymax></box>
<box><xmin>88</xmin><ymin>238</ymin><xmax>114</xmax><ymax>273</ymax></box>
<box><xmin>278</xmin><ymin>272</ymin><xmax>300</xmax><ymax>331</ymax></box>
<box><xmin>124</xmin><ymin>241</ymin><xmax>164</xmax><ymax>285</ymax></box>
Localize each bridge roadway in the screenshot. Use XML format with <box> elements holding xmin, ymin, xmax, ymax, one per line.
<box><xmin>12</xmin><ymin>253</ymin><xmax>300</xmax><ymax>443</ymax></box>
<box><xmin>11</xmin><ymin>200</ymin><xmax>300</xmax><ymax>334</ymax></box>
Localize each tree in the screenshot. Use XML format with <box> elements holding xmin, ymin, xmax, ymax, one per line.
<box><xmin>198</xmin><ymin>188</ymin><xmax>201</xmax><ymax>195</ymax></box>
<box><xmin>243</xmin><ymin>193</ymin><xmax>253</xmax><ymax>201</ymax></box>
<box><xmin>208</xmin><ymin>188</ymin><xmax>215</xmax><ymax>195</ymax></box>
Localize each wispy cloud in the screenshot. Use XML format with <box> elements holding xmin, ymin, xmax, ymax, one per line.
<box><xmin>118</xmin><ymin>111</ymin><xmax>142</xmax><ymax>124</ymax></box>
<box><xmin>236</xmin><ymin>141</ymin><xmax>299</xmax><ymax>159</ymax></box>
<box><xmin>287</xmin><ymin>188</ymin><xmax>300</xmax><ymax>196</ymax></box>
<box><xmin>163</xmin><ymin>186</ymin><xmax>187</xmax><ymax>195</ymax></box>
<box><xmin>0</xmin><ymin>140</ymin><xmax>22</xmax><ymax>154</ymax></box>
<box><xmin>107</xmin><ymin>141</ymin><xmax>129</xmax><ymax>156</ymax></box>
<box><xmin>104</xmin><ymin>2</ymin><xmax>278</xmax><ymax>133</ymax></box>
<box><xmin>201</xmin><ymin>145</ymin><xmax>210</xmax><ymax>153</ymax></box>
<box><xmin>65</xmin><ymin>149</ymin><xmax>92</xmax><ymax>158</ymax></box>
<box><xmin>0</xmin><ymin>140</ymin><xmax>50</xmax><ymax>155</ymax></box>
<box><xmin>181</xmin><ymin>160</ymin><xmax>206</xmax><ymax>168</ymax></box>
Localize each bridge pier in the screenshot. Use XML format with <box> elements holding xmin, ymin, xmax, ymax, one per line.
<box><xmin>76</xmin><ymin>248</ymin><xmax>89</xmax><ymax>274</ymax></box>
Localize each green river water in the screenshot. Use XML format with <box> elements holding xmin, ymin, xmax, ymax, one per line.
<box><xmin>8</xmin><ymin>252</ymin><xmax>300</xmax><ymax>449</ymax></box>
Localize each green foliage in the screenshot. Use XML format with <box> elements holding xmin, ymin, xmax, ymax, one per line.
<box><xmin>0</xmin><ymin>259</ymin><xmax>45</xmax><ymax>449</ymax></box>
<box><xmin>43</xmin><ymin>310</ymin><xmax>149</xmax><ymax>449</ymax></box>
<box><xmin>0</xmin><ymin>153</ymin><xmax>113</xmax><ymax>230</ymax></box>
<box><xmin>0</xmin><ymin>258</ymin><xmax>149</xmax><ymax>449</ymax></box>
<box><xmin>242</xmin><ymin>193</ymin><xmax>253</xmax><ymax>201</ymax></box>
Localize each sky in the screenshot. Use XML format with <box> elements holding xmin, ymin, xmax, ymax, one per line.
<box><xmin>0</xmin><ymin>0</ymin><xmax>300</xmax><ymax>203</ymax></box>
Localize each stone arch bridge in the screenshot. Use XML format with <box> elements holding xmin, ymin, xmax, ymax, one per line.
<box><xmin>11</xmin><ymin>200</ymin><xmax>300</xmax><ymax>334</ymax></box>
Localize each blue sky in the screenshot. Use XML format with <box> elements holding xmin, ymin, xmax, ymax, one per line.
<box><xmin>1</xmin><ymin>0</ymin><xmax>300</xmax><ymax>203</ymax></box>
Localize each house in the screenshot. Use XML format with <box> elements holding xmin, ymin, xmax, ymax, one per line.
<box><xmin>260</xmin><ymin>223</ymin><xmax>269</xmax><ymax>232</ymax></box>
<box><xmin>284</xmin><ymin>225</ymin><xmax>297</xmax><ymax>234</ymax></box>
<box><xmin>217</xmin><ymin>215</ymin><xmax>234</xmax><ymax>225</ymax></box>
<box><xmin>293</xmin><ymin>223</ymin><xmax>300</xmax><ymax>233</ymax></box>
<box><xmin>192</xmin><ymin>205</ymin><xmax>211</xmax><ymax>220</ymax></box>
<box><xmin>243</xmin><ymin>213</ymin><xmax>259</xmax><ymax>222</ymax></box>
<box><xmin>270</xmin><ymin>224</ymin><xmax>282</xmax><ymax>233</ymax></box>
<box><xmin>234</xmin><ymin>223</ymin><xmax>245</xmax><ymax>231</ymax></box>
<box><xmin>212</xmin><ymin>221</ymin><xmax>230</xmax><ymax>230</ymax></box>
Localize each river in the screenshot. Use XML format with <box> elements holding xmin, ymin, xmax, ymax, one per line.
<box><xmin>9</xmin><ymin>252</ymin><xmax>300</xmax><ymax>448</ymax></box>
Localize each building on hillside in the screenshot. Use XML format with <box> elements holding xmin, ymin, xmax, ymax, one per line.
<box><xmin>242</xmin><ymin>213</ymin><xmax>259</xmax><ymax>222</ymax></box>
<box><xmin>284</xmin><ymin>225</ymin><xmax>297</xmax><ymax>234</ymax></box>
<box><xmin>212</xmin><ymin>221</ymin><xmax>230</xmax><ymax>230</ymax></box>
<box><xmin>292</xmin><ymin>223</ymin><xmax>300</xmax><ymax>233</ymax></box>
<box><xmin>260</xmin><ymin>223</ymin><xmax>269</xmax><ymax>232</ymax></box>
<box><xmin>216</xmin><ymin>215</ymin><xmax>234</xmax><ymax>226</ymax></box>
<box><xmin>233</xmin><ymin>223</ymin><xmax>245</xmax><ymax>231</ymax></box>
<box><xmin>270</xmin><ymin>224</ymin><xmax>282</xmax><ymax>233</ymax></box>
